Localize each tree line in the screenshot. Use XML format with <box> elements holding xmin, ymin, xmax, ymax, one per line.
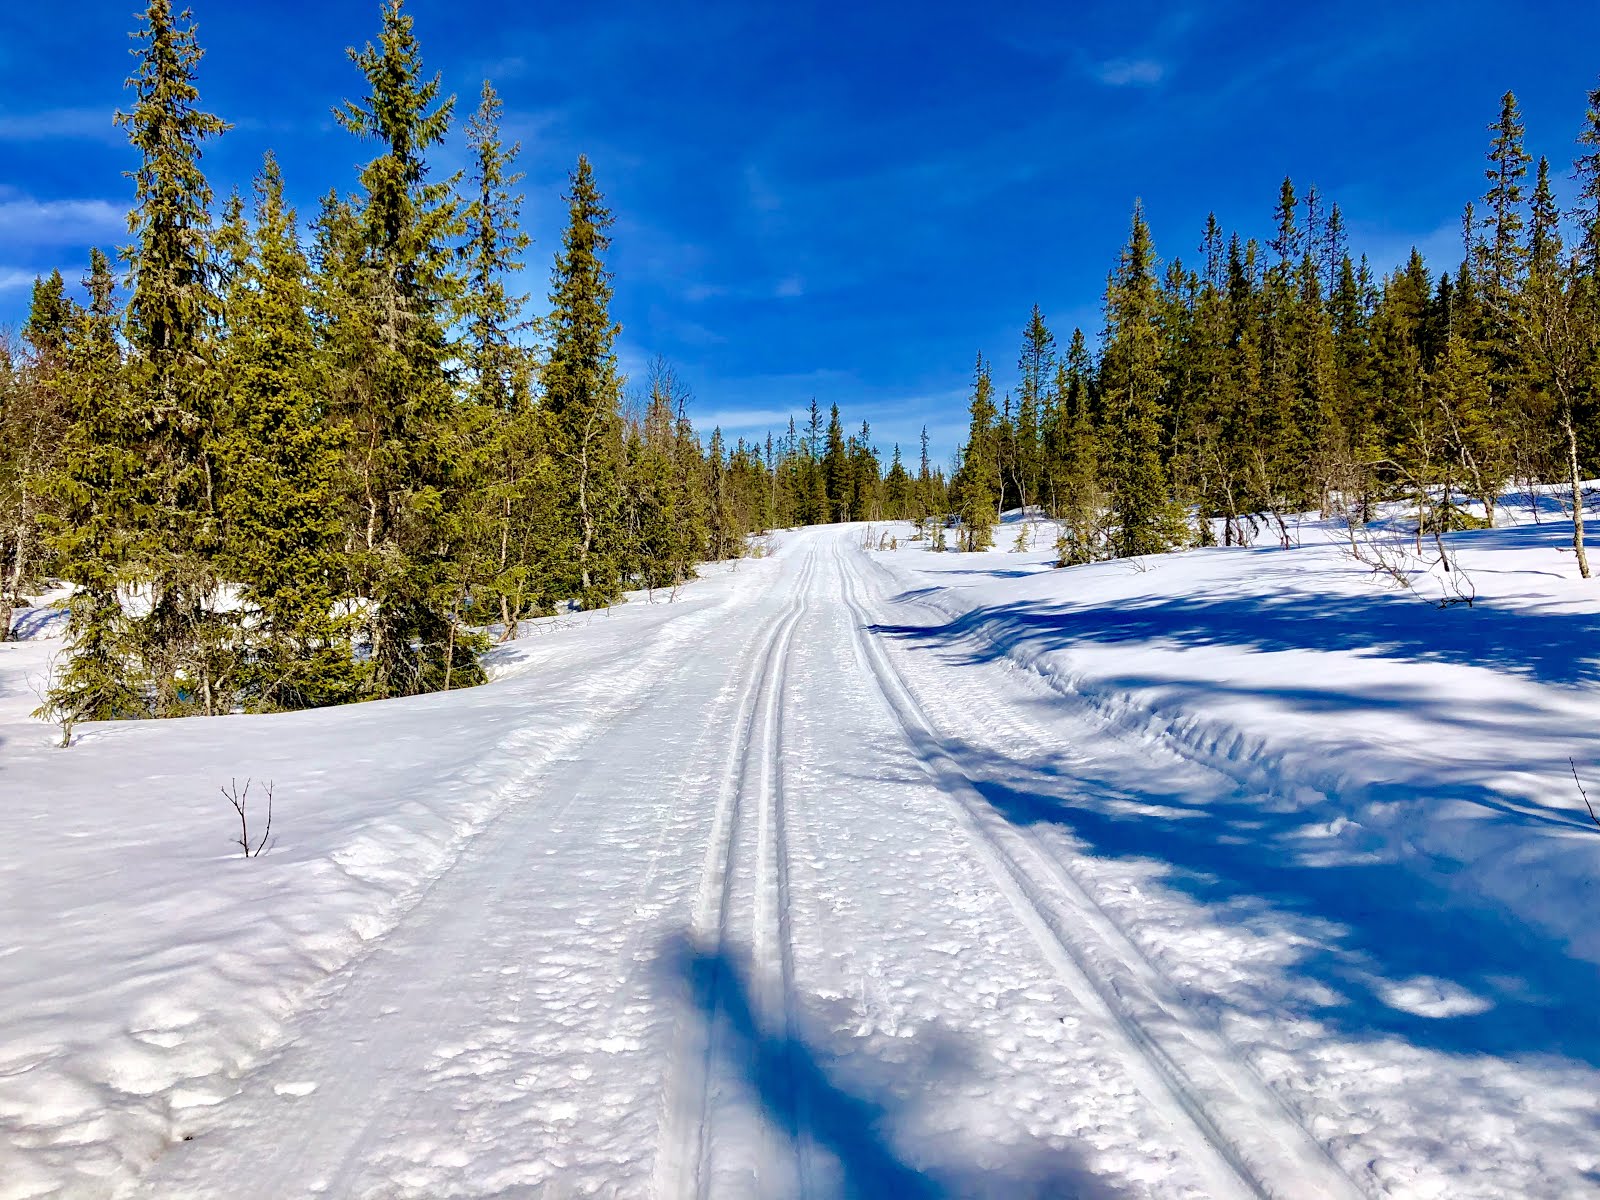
<box><xmin>950</xmin><ymin>88</ymin><xmax>1600</xmax><ymax>575</ymax></box>
<box><xmin>0</xmin><ymin>0</ymin><xmax>909</xmax><ymax>733</ymax></box>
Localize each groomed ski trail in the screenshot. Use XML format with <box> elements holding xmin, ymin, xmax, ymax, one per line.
<box><xmin>654</xmin><ymin>548</ymin><xmax>816</xmax><ymax>1200</ymax></box>
<box><xmin>831</xmin><ymin>533</ymin><xmax>1366</xmax><ymax>1200</ymax></box>
<box><xmin>118</xmin><ymin>525</ymin><xmax>1439</xmax><ymax>1199</ymax></box>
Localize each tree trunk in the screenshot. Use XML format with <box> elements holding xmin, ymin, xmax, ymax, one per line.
<box><xmin>1565</xmin><ymin>412</ymin><xmax>1591</xmax><ymax>580</ymax></box>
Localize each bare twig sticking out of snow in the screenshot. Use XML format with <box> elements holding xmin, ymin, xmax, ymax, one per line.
<box><xmin>1569</xmin><ymin>759</ymin><xmax>1600</xmax><ymax>829</ymax></box>
<box><xmin>222</xmin><ymin>778</ymin><xmax>275</xmax><ymax>858</ymax></box>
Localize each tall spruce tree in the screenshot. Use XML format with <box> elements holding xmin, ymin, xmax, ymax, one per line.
<box><xmin>1102</xmin><ymin>203</ymin><xmax>1181</xmax><ymax>557</ymax></box>
<box><xmin>544</xmin><ymin>155</ymin><xmax>625</xmax><ymax>607</ymax></box>
<box><xmin>1054</xmin><ymin>328</ymin><xmax>1103</xmax><ymax>564</ymax></box>
<box><xmin>116</xmin><ymin>0</ymin><xmax>231</xmax><ymax>715</ymax></box>
<box><xmin>323</xmin><ymin>0</ymin><xmax>475</xmax><ymax>695</ymax></box>
<box><xmin>43</xmin><ymin>251</ymin><xmax>144</xmax><ymax>738</ymax></box>
<box><xmin>215</xmin><ymin>155</ymin><xmax>357</xmax><ymax>710</ymax></box>
<box><xmin>954</xmin><ymin>354</ymin><xmax>1000</xmax><ymax>551</ymax></box>
<box><xmin>3</xmin><ymin>274</ymin><xmax>72</xmax><ymax>640</ymax></box>
<box><xmin>460</xmin><ymin>79</ymin><xmax>538</xmax><ymax>637</ymax></box>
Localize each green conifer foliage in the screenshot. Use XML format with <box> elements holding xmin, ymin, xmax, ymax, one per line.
<box><xmin>215</xmin><ymin>156</ymin><xmax>357</xmax><ymax>710</ymax></box>
<box><xmin>953</xmin><ymin>354</ymin><xmax>1000</xmax><ymax>551</ymax></box>
<box><xmin>324</xmin><ymin>0</ymin><xmax>475</xmax><ymax>695</ymax></box>
<box><xmin>884</xmin><ymin>445</ymin><xmax>912</xmax><ymax>518</ymax></box>
<box><xmin>3</xmin><ymin>274</ymin><xmax>72</xmax><ymax>639</ymax></box>
<box><xmin>116</xmin><ymin>0</ymin><xmax>232</xmax><ymax>716</ymax></box>
<box><xmin>1102</xmin><ymin>204</ymin><xmax>1181</xmax><ymax>558</ymax></box>
<box><xmin>459</xmin><ymin>79</ymin><xmax>537</xmax><ymax>639</ymax></box>
<box><xmin>43</xmin><ymin>251</ymin><xmax>145</xmax><ymax>737</ymax></box>
<box><xmin>822</xmin><ymin>403</ymin><xmax>849</xmax><ymax>520</ymax></box>
<box><xmin>1054</xmin><ymin>329</ymin><xmax>1104</xmax><ymax>564</ymax></box>
<box><xmin>544</xmin><ymin>155</ymin><xmax>625</xmax><ymax>608</ymax></box>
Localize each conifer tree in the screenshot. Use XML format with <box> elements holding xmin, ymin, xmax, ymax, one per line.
<box><xmin>116</xmin><ymin>0</ymin><xmax>231</xmax><ymax>715</ymax></box>
<box><xmin>822</xmin><ymin>403</ymin><xmax>849</xmax><ymax>520</ymax></box>
<box><xmin>1054</xmin><ymin>328</ymin><xmax>1104</xmax><ymax>564</ymax></box>
<box><xmin>544</xmin><ymin>154</ymin><xmax>625</xmax><ymax>607</ymax></box>
<box><xmin>1102</xmin><ymin>203</ymin><xmax>1181</xmax><ymax>557</ymax></box>
<box><xmin>323</xmin><ymin>0</ymin><xmax>475</xmax><ymax>694</ymax></box>
<box><xmin>626</xmin><ymin>359</ymin><xmax>694</xmax><ymax>589</ymax></box>
<box><xmin>1014</xmin><ymin>305</ymin><xmax>1053</xmax><ymax>513</ymax></box>
<box><xmin>3</xmin><ymin>274</ymin><xmax>72</xmax><ymax>639</ymax></box>
<box><xmin>953</xmin><ymin>354</ymin><xmax>1000</xmax><ymax>551</ymax></box>
<box><xmin>43</xmin><ymin>251</ymin><xmax>144</xmax><ymax>737</ymax></box>
<box><xmin>884</xmin><ymin>444</ymin><xmax>911</xmax><ymax>518</ymax></box>
<box><xmin>460</xmin><ymin>79</ymin><xmax>537</xmax><ymax>636</ymax></box>
<box><xmin>215</xmin><ymin>155</ymin><xmax>357</xmax><ymax>710</ymax></box>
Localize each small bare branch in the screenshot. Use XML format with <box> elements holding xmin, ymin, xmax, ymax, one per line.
<box><xmin>222</xmin><ymin>777</ymin><xmax>275</xmax><ymax>858</ymax></box>
<box><xmin>1571</xmin><ymin>759</ymin><xmax>1600</xmax><ymax>829</ymax></box>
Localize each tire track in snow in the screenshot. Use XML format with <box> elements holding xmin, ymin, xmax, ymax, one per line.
<box><xmin>832</xmin><ymin>534</ymin><xmax>1366</xmax><ymax>1200</ymax></box>
<box><xmin>655</xmin><ymin>546</ymin><xmax>817</xmax><ymax>1200</ymax></box>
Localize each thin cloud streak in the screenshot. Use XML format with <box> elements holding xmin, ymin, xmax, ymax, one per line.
<box><xmin>0</xmin><ymin>107</ymin><xmax>120</xmax><ymax>142</ymax></box>
<box><xmin>1094</xmin><ymin>58</ymin><xmax>1166</xmax><ymax>87</ymax></box>
<box><xmin>0</xmin><ymin>268</ymin><xmax>39</xmax><ymax>293</ymax></box>
<box><xmin>0</xmin><ymin>194</ymin><xmax>125</xmax><ymax>246</ymax></box>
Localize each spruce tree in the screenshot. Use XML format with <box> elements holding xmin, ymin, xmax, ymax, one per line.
<box><xmin>1015</xmin><ymin>305</ymin><xmax>1053</xmax><ymax>513</ymax></box>
<box><xmin>884</xmin><ymin>444</ymin><xmax>911</xmax><ymax>518</ymax></box>
<box><xmin>1102</xmin><ymin>203</ymin><xmax>1181</xmax><ymax>557</ymax></box>
<box><xmin>954</xmin><ymin>354</ymin><xmax>1000</xmax><ymax>551</ymax></box>
<box><xmin>215</xmin><ymin>155</ymin><xmax>357</xmax><ymax>710</ymax></box>
<box><xmin>323</xmin><ymin>0</ymin><xmax>475</xmax><ymax>694</ymax></box>
<box><xmin>3</xmin><ymin>274</ymin><xmax>72</xmax><ymax>640</ymax></box>
<box><xmin>1054</xmin><ymin>328</ymin><xmax>1104</xmax><ymax>564</ymax></box>
<box><xmin>544</xmin><ymin>155</ymin><xmax>625</xmax><ymax>607</ymax></box>
<box><xmin>43</xmin><ymin>251</ymin><xmax>144</xmax><ymax>737</ymax></box>
<box><xmin>116</xmin><ymin>0</ymin><xmax>231</xmax><ymax>715</ymax></box>
<box><xmin>460</xmin><ymin>79</ymin><xmax>537</xmax><ymax>637</ymax></box>
<box><xmin>822</xmin><ymin>403</ymin><xmax>849</xmax><ymax>520</ymax></box>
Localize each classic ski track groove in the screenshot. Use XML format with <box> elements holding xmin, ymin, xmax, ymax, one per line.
<box><xmin>833</xmin><ymin>536</ymin><xmax>1368</xmax><ymax>1200</ymax></box>
<box><xmin>132</xmin><ymin>574</ymin><xmax>753</xmax><ymax>1199</ymax></box>
<box><xmin>853</xmin><ymin>544</ymin><xmax>1376</xmax><ymax>1197</ymax></box>
<box><xmin>655</xmin><ymin>548</ymin><xmax>817</xmax><ymax>1200</ymax></box>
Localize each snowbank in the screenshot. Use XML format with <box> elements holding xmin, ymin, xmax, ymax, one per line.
<box><xmin>864</xmin><ymin>499</ymin><xmax>1600</xmax><ymax>968</ymax></box>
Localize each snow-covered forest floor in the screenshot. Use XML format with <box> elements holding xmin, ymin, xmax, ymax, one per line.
<box><xmin>4</xmin><ymin>497</ymin><xmax>1600</xmax><ymax>1198</ymax></box>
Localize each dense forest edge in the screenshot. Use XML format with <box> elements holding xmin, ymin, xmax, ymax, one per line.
<box><xmin>3</xmin><ymin>0</ymin><xmax>1598</xmax><ymax>736</ymax></box>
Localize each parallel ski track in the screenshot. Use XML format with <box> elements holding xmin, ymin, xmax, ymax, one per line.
<box><xmin>133</xmin><ymin>567</ymin><xmax>770</xmax><ymax>1200</ymax></box>
<box><xmin>833</xmin><ymin>536</ymin><xmax>1367</xmax><ymax>1200</ymax></box>
<box><xmin>655</xmin><ymin>547</ymin><xmax>817</xmax><ymax>1200</ymax></box>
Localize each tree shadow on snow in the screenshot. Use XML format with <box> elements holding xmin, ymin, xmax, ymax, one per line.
<box><xmin>878</xmin><ymin>525</ymin><xmax>1600</xmax><ymax>689</ymax></box>
<box><xmin>654</xmin><ymin>931</ymin><xmax>1126</xmax><ymax>1199</ymax></box>
<box><xmin>856</xmin><ymin>566</ymin><xmax>1600</xmax><ymax>1074</ymax></box>
<box><xmin>870</xmin><ymin>721</ymin><xmax>1600</xmax><ymax>1074</ymax></box>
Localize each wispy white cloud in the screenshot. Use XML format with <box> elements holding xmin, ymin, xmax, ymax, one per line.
<box><xmin>0</xmin><ymin>193</ymin><xmax>125</xmax><ymax>246</ymax></box>
<box><xmin>683</xmin><ymin>282</ymin><xmax>730</xmax><ymax>303</ymax></box>
<box><xmin>0</xmin><ymin>267</ymin><xmax>40</xmax><ymax>293</ymax></box>
<box><xmin>774</xmin><ymin>275</ymin><xmax>805</xmax><ymax>298</ymax></box>
<box><xmin>694</xmin><ymin>408</ymin><xmax>797</xmax><ymax>429</ymax></box>
<box><xmin>1354</xmin><ymin>218</ymin><xmax>1465</xmax><ymax>277</ymax></box>
<box><xmin>1093</xmin><ymin>58</ymin><xmax>1166</xmax><ymax>87</ymax></box>
<box><xmin>0</xmin><ymin>107</ymin><xmax>120</xmax><ymax>143</ymax></box>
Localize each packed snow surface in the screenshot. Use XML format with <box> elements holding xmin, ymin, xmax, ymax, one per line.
<box><xmin>4</xmin><ymin>509</ymin><xmax>1600</xmax><ymax>1198</ymax></box>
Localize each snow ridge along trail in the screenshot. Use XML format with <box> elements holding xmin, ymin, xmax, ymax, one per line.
<box><xmin>131</xmin><ymin>549</ymin><xmax>817</xmax><ymax>1199</ymax></box>
<box><xmin>831</xmin><ymin>536</ymin><xmax>1364</xmax><ymax>1200</ymax></box>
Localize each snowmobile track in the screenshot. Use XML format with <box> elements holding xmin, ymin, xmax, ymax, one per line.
<box><xmin>833</xmin><ymin>536</ymin><xmax>1367</xmax><ymax>1200</ymax></box>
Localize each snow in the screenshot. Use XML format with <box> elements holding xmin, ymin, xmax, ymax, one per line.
<box><xmin>4</xmin><ymin>504</ymin><xmax>1600</xmax><ymax>1197</ymax></box>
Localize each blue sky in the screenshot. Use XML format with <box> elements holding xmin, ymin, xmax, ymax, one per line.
<box><xmin>3</xmin><ymin>1</ymin><xmax>1599</xmax><ymax>465</ymax></box>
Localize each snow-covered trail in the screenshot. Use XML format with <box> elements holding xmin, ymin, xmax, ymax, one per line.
<box><xmin>130</xmin><ymin>528</ymin><xmax>1264</xmax><ymax>1199</ymax></box>
<box><xmin>19</xmin><ymin>520</ymin><xmax>1599</xmax><ymax>1198</ymax></box>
